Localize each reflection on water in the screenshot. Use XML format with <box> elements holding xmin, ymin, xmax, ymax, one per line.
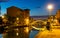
<box><xmin>0</xmin><ymin>27</ymin><xmax>29</xmax><ymax>38</ymax></box>
<box><xmin>0</xmin><ymin>30</ymin><xmax>39</xmax><ymax>38</ymax></box>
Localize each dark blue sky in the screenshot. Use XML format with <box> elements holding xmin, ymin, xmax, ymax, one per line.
<box><xmin>0</xmin><ymin>0</ymin><xmax>60</xmax><ymax>16</ymax></box>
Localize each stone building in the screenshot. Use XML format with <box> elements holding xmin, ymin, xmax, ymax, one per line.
<box><xmin>56</xmin><ymin>9</ymin><xmax>60</xmax><ymax>19</ymax></box>
<box><xmin>6</xmin><ymin>6</ymin><xmax>30</xmax><ymax>38</ymax></box>
<box><xmin>7</xmin><ymin>6</ymin><xmax>23</xmax><ymax>17</ymax></box>
<box><xmin>7</xmin><ymin>6</ymin><xmax>30</xmax><ymax>25</ymax></box>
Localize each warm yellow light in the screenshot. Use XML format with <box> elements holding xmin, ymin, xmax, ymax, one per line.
<box><xmin>44</xmin><ymin>21</ymin><xmax>47</xmax><ymax>25</ymax></box>
<box><xmin>5</xmin><ymin>26</ymin><xmax>8</xmax><ymax>28</ymax></box>
<box><xmin>16</xmin><ymin>28</ymin><xmax>19</xmax><ymax>31</ymax></box>
<box><xmin>2</xmin><ymin>16</ymin><xmax>5</xmax><ymax>18</ymax></box>
<box><xmin>16</xmin><ymin>32</ymin><xmax>19</xmax><ymax>36</ymax></box>
<box><xmin>2</xmin><ymin>19</ymin><xmax>7</xmax><ymax>23</ymax></box>
<box><xmin>16</xmin><ymin>24</ymin><xmax>19</xmax><ymax>26</ymax></box>
<box><xmin>47</xmin><ymin>4</ymin><xmax>53</xmax><ymax>10</ymax></box>
<box><xmin>54</xmin><ymin>19</ymin><xmax>57</xmax><ymax>22</ymax></box>
<box><xmin>15</xmin><ymin>28</ymin><xmax>19</xmax><ymax>31</ymax></box>
<box><xmin>24</xmin><ymin>27</ymin><xmax>29</xmax><ymax>33</ymax></box>
<box><xmin>25</xmin><ymin>18</ymin><xmax>29</xmax><ymax>25</ymax></box>
<box><xmin>16</xmin><ymin>17</ymin><xmax>19</xmax><ymax>20</ymax></box>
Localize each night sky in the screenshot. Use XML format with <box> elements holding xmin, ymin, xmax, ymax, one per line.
<box><xmin>0</xmin><ymin>0</ymin><xmax>60</xmax><ymax>16</ymax></box>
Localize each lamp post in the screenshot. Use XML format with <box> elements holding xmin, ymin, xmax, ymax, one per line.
<box><xmin>47</xmin><ymin>4</ymin><xmax>54</xmax><ymax>23</ymax></box>
<box><xmin>47</xmin><ymin>4</ymin><xmax>54</xmax><ymax>30</ymax></box>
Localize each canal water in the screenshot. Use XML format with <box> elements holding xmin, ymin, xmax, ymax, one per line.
<box><xmin>0</xmin><ymin>34</ymin><xmax>3</xmax><ymax>38</ymax></box>
<box><xmin>29</xmin><ymin>30</ymin><xmax>39</xmax><ymax>38</ymax></box>
<box><xmin>0</xmin><ymin>30</ymin><xmax>39</xmax><ymax>38</ymax></box>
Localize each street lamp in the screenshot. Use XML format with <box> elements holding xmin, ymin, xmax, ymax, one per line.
<box><xmin>47</xmin><ymin>4</ymin><xmax>54</xmax><ymax>30</ymax></box>
<box><xmin>47</xmin><ymin>4</ymin><xmax>53</xmax><ymax>16</ymax></box>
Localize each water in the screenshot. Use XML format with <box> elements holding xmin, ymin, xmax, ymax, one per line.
<box><xmin>0</xmin><ymin>34</ymin><xmax>3</xmax><ymax>38</ymax></box>
<box><xmin>29</xmin><ymin>30</ymin><xmax>39</xmax><ymax>38</ymax></box>
<box><xmin>0</xmin><ymin>30</ymin><xmax>39</xmax><ymax>38</ymax></box>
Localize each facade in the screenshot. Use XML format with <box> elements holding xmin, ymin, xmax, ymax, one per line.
<box><xmin>6</xmin><ymin>6</ymin><xmax>30</xmax><ymax>38</ymax></box>
<box><xmin>7</xmin><ymin>6</ymin><xmax>30</xmax><ymax>25</ymax></box>
<box><xmin>23</xmin><ymin>9</ymin><xmax>30</xmax><ymax>18</ymax></box>
<box><xmin>7</xmin><ymin>6</ymin><xmax>23</xmax><ymax>17</ymax></box>
<box><xmin>56</xmin><ymin>9</ymin><xmax>60</xmax><ymax>19</ymax></box>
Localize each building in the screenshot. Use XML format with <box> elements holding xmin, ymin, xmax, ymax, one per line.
<box><xmin>56</xmin><ymin>9</ymin><xmax>60</xmax><ymax>19</ymax></box>
<box><xmin>6</xmin><ymin>6</ymin><xmax>30</xmax><ymax>38</ymax></box>
<box><xmin>7</xmin><ymin>6</ymin><xmax>30</xmax><ymax>25</ymax></box>
<box><xmin>7</xmin><ymin>6</ymin><xmax>23</xmax><ymax>17</ymax></box>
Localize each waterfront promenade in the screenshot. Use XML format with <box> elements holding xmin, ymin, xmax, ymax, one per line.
<box><xmin>35</xmin><ymin>29</ymin><xmax>60</xmax><ymax>38</ymax></box>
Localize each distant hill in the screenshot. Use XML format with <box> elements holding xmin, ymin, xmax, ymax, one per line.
<box><xmin>30</xmin><ymin>15</ymin><xmax>55</xmax><ymax>20</ymax></box>
<box><xmin>30</xmin><ymin>15</ymin><xmax>48</xmax><ymax>18</ymax></box>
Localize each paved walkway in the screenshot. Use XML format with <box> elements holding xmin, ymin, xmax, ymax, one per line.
<box><xmin>35</xmin><ymin>29</ymin><xmax>60</xmax><ymax>38</ymax></box>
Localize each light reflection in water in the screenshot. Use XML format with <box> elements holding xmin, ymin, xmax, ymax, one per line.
<box><xmin>16</xmin><ymin>32</ymin><xmax>19</xmax><ymax>36</ymax></box>
<box><xmin>0</xmin><ymin>27</ymin><xmax>39</xmax><ymax>38</ymax></box>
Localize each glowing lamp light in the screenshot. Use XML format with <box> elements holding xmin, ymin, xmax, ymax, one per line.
<box><xmin>2</xmin><ymin>16</ymin><xmax>5</xmax><ymax>18</ymax></box>
<box><xmin>16</xmin><ymin>17</ymin><xmax>19</xmax><ymax>20</ymax></box>
<box><xmin>47</xmin><ymin>4</ymin><xmax>53</xmax><ymax>11</ymax></box>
